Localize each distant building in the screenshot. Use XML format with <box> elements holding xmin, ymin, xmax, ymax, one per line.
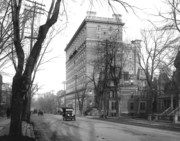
<box><xmin>1</xmin><ymin>83</ymin><xmax>11</xmax><ymax>106</ymax></box>
<box><xmin>64</xmin><ymin>12</ymin><xmax>145</xmax><ymax>116</ymax></box>
<box><xmin>0</xmin><ymin>74</ymin><xmax>12</xmax><ymax>115</ymax></box>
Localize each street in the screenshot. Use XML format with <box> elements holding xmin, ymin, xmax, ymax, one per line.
<box><xmin>32</xmin><ymin>114</ymin><xmax>180</xmax><ymax>141</ymax></box>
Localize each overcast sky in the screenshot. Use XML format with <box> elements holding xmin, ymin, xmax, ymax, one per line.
<box><xmin>2</xmin><ymin>0</ymin><xmax>165</xmax><ymax>94</ymax></box>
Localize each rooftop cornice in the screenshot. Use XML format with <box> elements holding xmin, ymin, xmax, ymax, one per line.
<box><xmin>64</xmin><ymin>16</ymin><xmax>125</xmax><ymax>52</ymax></box>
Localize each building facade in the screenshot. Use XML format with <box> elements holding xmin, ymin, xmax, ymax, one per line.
<box><xmin>106</xmin><ymin>41</ymin><xmax>147</xmax><ymax>116</ymax></box>
<box><xmin>65</xmin><ymin>12</ymin><xmax>145</xmax><ymax>116</ymax></box>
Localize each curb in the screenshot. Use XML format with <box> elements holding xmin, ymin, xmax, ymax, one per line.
<box><xmin>31</xmin><ymin>121</ymin><xmax>47</xmax><ymax>141</ymax></box>
<box><xmin>86</xmin><ymin>116</ymin><xmax>180</xmax><ymax>132</ymax></box>
<box><xmin>0</xmin><ymin>118</ymin><xmax>36</xmax><ymax>140</ymax></box>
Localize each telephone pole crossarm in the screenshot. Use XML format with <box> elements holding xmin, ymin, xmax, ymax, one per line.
<box><xmin>26</xmin><ymin>0</ymin><xmax>45</xmax><ymax>6</ymax></box>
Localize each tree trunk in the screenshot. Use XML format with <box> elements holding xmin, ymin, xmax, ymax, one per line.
<box><xmin>9</xmin><ymin>0</ymin><xmax>61</xmax><ymax>137</ymax></box>
<box><xmin>147</xmin><ymin>87</ymin><xmax>153</xmax><ymax>116</ymax></box>
<box><xmin>9</xmin><ymin>74</ymin><xmax>31</xmax><ymax>136</ymax></box>
<box><xmin>114</xmin><ymin>86</ymin><xmax>120</xmax><ymax>117</ymax></box>
<box><xmin>22</xmin><ymin>91</ymin><xmax>31</xmax><ymax>123</ymax></box>
<box><xmin>80</xmin><ymin>102</ymin><xmax>83</xmax><ymax>116</ymax></box>
<box><xmin>26</xmin><ymin>93</ymin><xmax>31</xmax><ymax>122</ymax></box>
<box><xmin>22</xmin><ymin>93</ymin><xmax>27</xmax><ymax>121</ymax></box>
<box><xmin>9</xmin><ymin>76</ymin><xmax>25</xmax><ymax>136</ymax></box>
<box><xmin>103</xmin><ymin>93</ymin><xmax>106</xmax><ymax>118</ymax></box>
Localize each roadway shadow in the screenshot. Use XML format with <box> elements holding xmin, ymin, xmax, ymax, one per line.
<box><xmin>50</xmin><ymin>131</ymin><xmax>59</xmax><ymax>141</ymax></box>
<box><xmin>0</xmin><ymin>135</ymin><xmax>35</xmax><ymax>141</ymax></box>
<box><xmin>33</xmin><ymin>114</ymin><xmax>98</xmax><ymax>141</ymax></box>
<box><xmin>60</xmin><ymin>117</ymin><xmax>97</xmax><ymax>141</ymax></box>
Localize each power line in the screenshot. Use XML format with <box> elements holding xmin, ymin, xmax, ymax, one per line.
<box><xmin>24</xmin><ymin>0</ymin><xmax>45</xmax><ymax>51</ymax></box>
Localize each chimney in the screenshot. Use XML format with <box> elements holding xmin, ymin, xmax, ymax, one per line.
<box><xmin>86</xmin><ymin>11</ymin><xmax>96</xmax><ymax>18</ymax></box>
<box><xmin>112</xmin><ymin>14</ymin><xmax>122</xmax><ymax>21</ymax></box>
<box><xmin>131</xmin><ymin>40</ymin><xmax>141</xmax><ymax>45</ymax></box>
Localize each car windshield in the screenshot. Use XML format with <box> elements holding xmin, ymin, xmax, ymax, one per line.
<box><xmin>66</xmin><ymin>109</ymin><xmax>73</xmax><ymax>111</ymax></box>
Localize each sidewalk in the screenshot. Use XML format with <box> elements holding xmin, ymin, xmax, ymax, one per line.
<box><xmin>0</xmin><ymin>117</ymin><xmax>35</xmax><ymax>139</ymax></box>
<box><xmin>86</xmin><ymin>115</ymin><xmax>180</xmax><ymax>132</ymax></box>
<box><xmin>0</xmin><ymin>117</ymin><xmax>10</xmax><ymax>136</ymax></box>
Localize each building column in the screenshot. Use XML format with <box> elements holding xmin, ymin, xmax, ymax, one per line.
<box><xmin>109</xmin><ymin>101</ymin><xmax>111</xmax><ymax>116</ymax></box>
<box><xmin>171</xmin><ymin>94</ymin><xmax>174</xmax><ymax>108</ymax></box>
<box><xmin>173</xmin><ymin>114</ymin><xmax>178</xmax><ymax>123</ymax></box>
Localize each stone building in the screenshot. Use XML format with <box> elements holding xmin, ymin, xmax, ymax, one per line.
<box><xmin>64</xmin><ymin>12</ymin><xmax>145</xmax><ymax>116</ymax></box>
<box><xmin>107</xmin><ymin>41</ymin><xmax>147</xmax><ymax>116</ymax></box>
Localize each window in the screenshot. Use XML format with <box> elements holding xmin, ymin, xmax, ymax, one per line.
<box><xmin>130</xmin><ymin>102</ymin><xmax>134</xmax><ymax>110</ymax></box>
<box><xmin>111</xmin><ymin>102</ymin><xmax>116</xmax><ymax>110</ymax></box>
<box><xmin>111</xmin><ymin>113</ymin><xmax>116</xmax><ymax>117</ymax></box>
<box><xmin>109</xmin><ymin>91</ymin><xmax>115</xmax><ymax>98</ymax></box>
<box><xmin>129</xmin><ymin>54</ymin><xmax>132</xmax><ymax>59</ymax></box>
<box><xmin>109</xmin><ymin>26</ymin><xmax>113</xmax><ymax>32</ymax></box>
<box><xmin>123</xmin><ymin>72</ymin><xmax>129</xmax><ymax>81</ymax></box>
<box><xmin>140</xmin><ymin>102</ymin><xmax>146</xmax><ymax>111</ymax></box>
<box><xmin>97</xmin><ymin>25</ymin><xmax>101</xmax><ymax>32</ymax></box>
<box><xmin>97</xmin><ymin>34</ymin><xmax>101</xmax><ymax>39</ymax></box>
<box><xmin>131</xmin><ymin>94</ymin><xmax>134</xmax><ymax>98</ymax></box>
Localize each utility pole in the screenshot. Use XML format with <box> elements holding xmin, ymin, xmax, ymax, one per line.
<box><xmin>23</xmin><ymin>0</ymin><xmax>45</xmax><ymax>122</ymax></box>
<box><xmin>61</xmin><ymin>81</ymin><xmax>66</xmax><ymax>107</ymax></box>
<box><xmin>75</xmin><ymin>75</ymin><xmax>77</xmax><ymax>115</ymax></box>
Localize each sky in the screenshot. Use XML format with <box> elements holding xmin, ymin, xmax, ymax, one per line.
<box><xmin>2</xmin><ymin>0</ymin><xmax>166</xmax><ymax>94</ymax></box>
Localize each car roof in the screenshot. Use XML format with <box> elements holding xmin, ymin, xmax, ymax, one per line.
<box><xmin>62</xmin><ymin>107</ymin><xmax>73</xmax><ymax>109</ymax></box>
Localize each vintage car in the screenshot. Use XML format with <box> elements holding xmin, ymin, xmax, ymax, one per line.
<box><xmin>62</xmin><ymin>107</ymin><xmax>76</xmax><ymax>121</ymax></box>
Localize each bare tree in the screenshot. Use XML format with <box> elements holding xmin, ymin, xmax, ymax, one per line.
<box><xmin>137</xmin><ymin>27</ymin><xmax>179</xmax><ymax>115</ymax></box>
<box><xmin>89</xmin><ymin>62</ymin><xmax>104</xmax><ymax>112</ymax></box>
<box><xmin>157</xmin><ymin>0</ymin><xmax>180</xmax><ymax>91</ymax></box>
<box><xmin>76</xmin><ymin>78</ymin><xmax>91</xmax><ymax>116</ymax></box>
<box><xmin>0</xmin><ymin>0</ymin><xmax>13</xmax><ymax>73</ymax></box>
<box><xmin>90</xmin><ymin>40</ymin><xmax>113</xmax><ymax>117</ymax></box>
<box><xmin>9</xmin><ymin>0</ymin><xmax>61</xmax><ymax>136</ymax></box>
<box><xmin>89</xmin><ymin>38</ymin><xmax>128</xmax><ymax>118</ymax></box>
<box><xmin>6</xmin><ymin>0</ymin><xmax>135</xmax><ymax>137</ymax></box>
<box><xmin>35</xmin><ymin>91</ymin><xmax>57</xmax><ymax>113</ymax></box>
<box><xmin>158</xmin><ymin>0</ymin><xmax>180</xmax><ymax>32</ymax></box>
<box><xmin>56</xmin><ymin>90</ymin><xmax>65</xmax><ymax>112</ymax></box>
<box><xmin>108</xmin><ymin>41</ymin><xmax>128</xmax><ymax>117</ymax></box>
<box><xmin>22</xmin><ymin>26</ymin><xmax>65</xmax><ymax>123</ymax></box>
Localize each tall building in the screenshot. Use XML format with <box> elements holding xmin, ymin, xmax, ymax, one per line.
<box><xmin>65</xmin><ymin>12</ymin><xmax>143</xmax><ymax>115</ymax></box>
<box><xmin>65</xmin><ymin>12</ymin><xmax>124</xmax><ymax>103</ymax></box>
